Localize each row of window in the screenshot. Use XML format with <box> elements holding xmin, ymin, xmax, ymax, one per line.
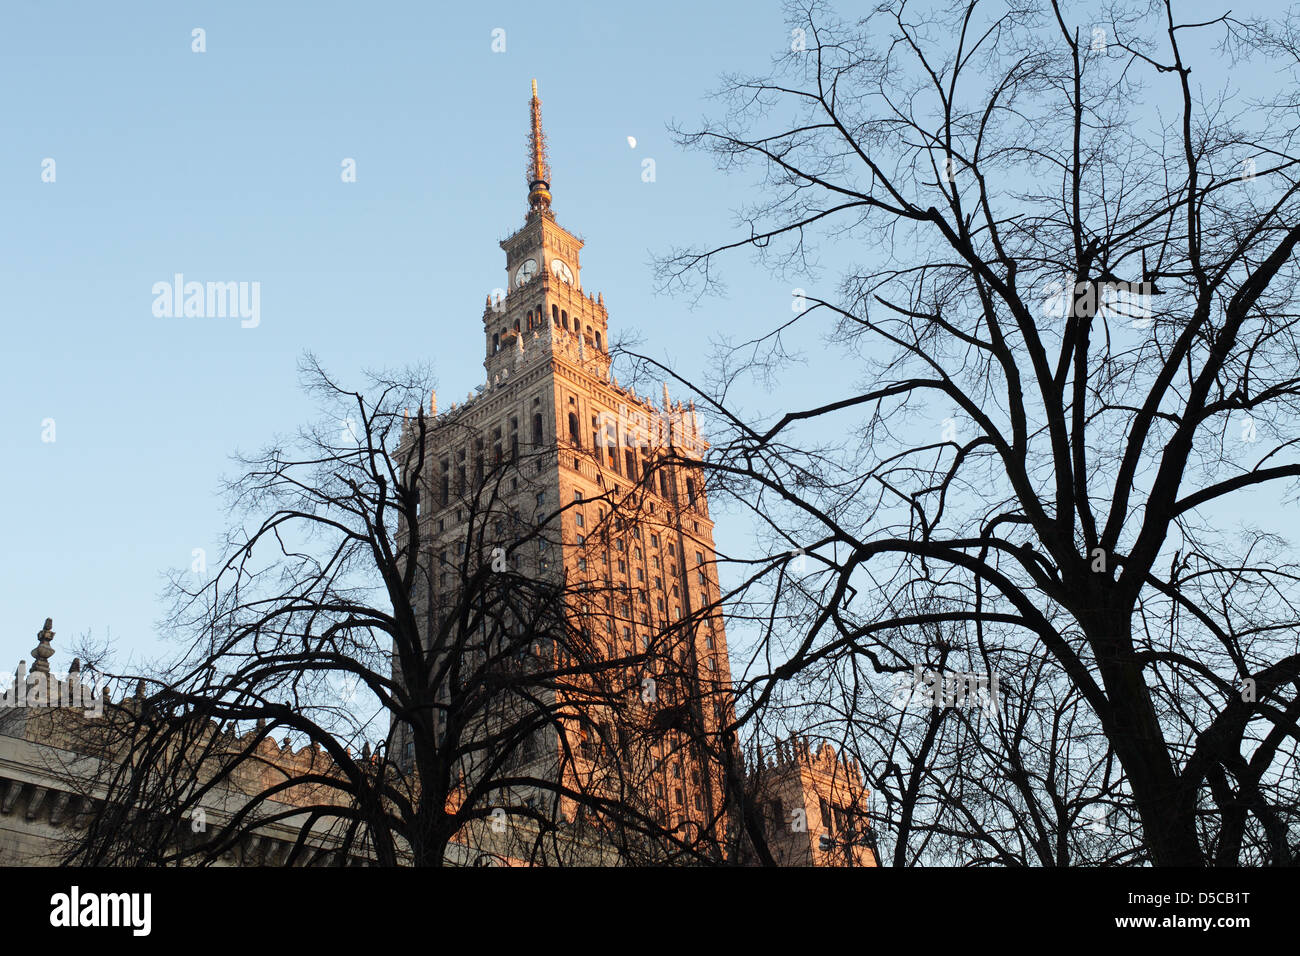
<box><xmin>490</xmin><ymin>304</ymin><xmax>604</xmax><ymax>353</ymax></box>
<box><xmin>424</xmin><ymin>399</ymin><xmax>707</xmax><ymax>523</ymax></box>
<box><xmin>434</xmin><ymin>398</ymin><xmax>547</xmax><ymax>506</ymax></box>
<box><xmin>564</xmin><ymin>411</ymin><xmax>703</xmax><ymax>511</ymax></box>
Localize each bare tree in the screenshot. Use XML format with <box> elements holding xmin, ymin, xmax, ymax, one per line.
<box><xmin>63</xmin><ymin>356</ymin><xmax>720</xmax><ymax>866</ymax></box>
<box><xmin>644</xmin><ymin>0</ymin><xmax>1300</xmax><ymax>866</ymax></box>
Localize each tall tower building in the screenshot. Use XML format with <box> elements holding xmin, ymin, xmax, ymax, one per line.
<box><xmin>397</xmin><ymin>82</ymin><xmax>737</xmax><ymax>862</ymax></box>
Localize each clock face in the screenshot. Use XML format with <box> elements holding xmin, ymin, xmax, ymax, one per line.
<box><xmin>514</xmin><ymin>258</ymin><xmax>538</xmax><ymax>286</ymax></box>
<box><xmin>551</xmin><ymin>258</ymin><xmax>574</xmax><ymax>284</ymax></box>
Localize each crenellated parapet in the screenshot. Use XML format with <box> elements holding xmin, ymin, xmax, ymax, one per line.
<box><xmin>751</xmin><ymin>735</ymin><xmax>865</xmax><ymax>787</ymax></box>
<box><xmin>744</xmin><ymin>735</ymin><xmax>876</xmax><ymax>867</ymax></box>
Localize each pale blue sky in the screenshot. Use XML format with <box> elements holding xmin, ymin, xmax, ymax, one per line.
<box><xmin>0</xmin><ymin>0</ymin><xmax>818</xmax><ymax>670</ymax></box>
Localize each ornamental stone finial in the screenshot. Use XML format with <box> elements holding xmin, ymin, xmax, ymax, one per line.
<box><xmin>31</xmin><ymin>618</ymin><xmax>55</xmax><ymax>674</ymax></box>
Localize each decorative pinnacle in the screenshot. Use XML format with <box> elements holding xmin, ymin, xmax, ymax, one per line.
<box><xmin>527</xmin><ymin>79</ymin><xmax>552</xmax><ymax>214</ymax></box>
<box><xmin>30</xmin><ymin>618</ymin><xmax>54</xmax><ymax>674</ymax></box>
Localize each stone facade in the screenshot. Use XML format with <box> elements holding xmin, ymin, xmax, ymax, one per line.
<box><xmin>0</xmin><ymin>620</ymin><xmax>379</xmax><ymax>866</ymax></box>
<box><xmin>747</xmin><ymin>737</ymin><xmax>878</xmax><ymax>866</ymax></box>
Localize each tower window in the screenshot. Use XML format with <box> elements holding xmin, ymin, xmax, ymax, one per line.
<box><xmin>568</xmin><ymin>412</ymin><xmax>580</xmax><ymax>446</ymax></box>
<box><xmin>552</xmin><ymin>304</ymin><xmax>560</xmax><ymax>323</ymax></box>
<box><xmin>533</xmin><ymin>413</ymin><xmax>543</xmax><ymax>444</ymax></box>
<box><xmin>595</xmin><ymin>331</ymin><xmax>602</xmax><ymax>350</ymax></box>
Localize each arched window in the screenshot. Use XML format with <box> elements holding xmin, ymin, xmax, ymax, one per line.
<box><xmin>552</xmin><ymin>304</ymin><xmax>560</xmax><ymax>324</ymax></box>
<box><xmin>513</xmin><ymin>319</ymin><xmax>520</xmax><ymax>332</ymax></box>
<box><xmin>562</xmin><ymin>310</ymin><xmax>568</xmax><ymax>327</ymax></box>
<box><xmin>492</xmin><ymin>333</ymin><xmax>499</xmax><ymax>352</ymax></box>
<box><xmin>532</xmin><ymin>413</ymin><xmax>543</xmax><ymax>444</ymax></box>
<box><xmin>568</xmin><ymin>412</ymin><xmax>580</xmax><ymax>446</ymax></box>
<box><xmin>595</xmin><ymin>331</ymin><xmax>602</xmax><ymax>350</ymax></box>
<box><xmin>563</xmin><ymin>315</ymin><xmax>570</xmax><ymax>330</ymax></box>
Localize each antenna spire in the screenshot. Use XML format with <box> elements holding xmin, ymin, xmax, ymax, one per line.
<box><xmin>527</xmin><ymin>79</ymin><xmax>552</xmax><ymax>215</ymax></box>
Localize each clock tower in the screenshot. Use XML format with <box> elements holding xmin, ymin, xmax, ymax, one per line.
<box><xmin>402</xmin><ymin>81</ymin><xmax>737</xmax><ymax>860</ymax></box>
<box><xmin>485</xmin><ymin>81</ymin><xmax>609</xmax><ymax>385</ymax></box>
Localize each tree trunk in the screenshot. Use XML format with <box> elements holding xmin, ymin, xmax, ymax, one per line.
<box><xmin>1088</xmin><ymin>611</ymin><xmax>1201</xmax><ymax>866</ymax></box>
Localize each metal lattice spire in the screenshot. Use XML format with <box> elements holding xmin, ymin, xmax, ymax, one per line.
<box><xmin>527</xmin><ymin>79</ymin><xmax>552</xmax><ymax>214</ymax></box>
